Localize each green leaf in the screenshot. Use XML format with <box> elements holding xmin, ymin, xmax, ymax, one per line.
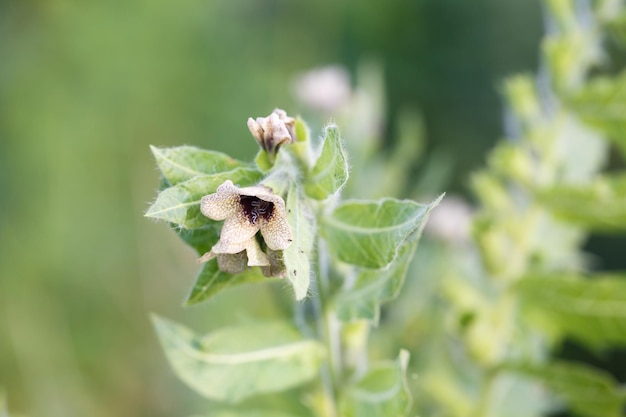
<box><xmin>536</xmin><ymin>175</ymin><xmax>626</xmax><ymax>232</ymax></box>
<box><xmin>304</xmin><ymin>125</ymin><xmax>349</xmax><ymax>200</ymax></box>
<box><xmin>145</xmin><ymin>167</ymin><xmax>263</xmax><ymax>229</ymax></box>
<box><xmin>174</xmin><ymin>223</ymin><xmax>222</xmax><ymax>255</ymax></box>
<box><xmin>516</xmin><ymin>273</ymin><xmax>626</xmax><ymax>348</ymax></box>
<box><xmin>568</xmin><ymin>71</ymin><xmax>626</xmax><ymax>156</ymax></box>
<box><xmin>254</xmin><ymin>150</ymin><xmax>273</xmax><ymax>172</ymax></box>
<box><xmin>339</xmin><ymin>350</ymin><xmax>411</xmax><ymax>417</ymax></box>
<box><xmin>504</xmin><ymin>361</ymin><xmax>626</xmax><ymax>417</ymax></box>
<box><xmin>322</xmin><ymin>195</ymin><xmax>443</xmax><ymax>269</ymax></box>
<box><xmin>152</xmin><ymin>316</ymin><xmax>325</xmax><ymax>403</ymax></box>
<box><xmin>151</xmin><ymin>145</ymin><xmax>246</xmax><ymax>185</ymax></box>
<box><xmin>294</xmin><ymin>116</ymin><xmax>310</xmax><ymax>143</ymax></box>
<box><xmin>283</xmin><ymin>185</ymin><xmax>315</xmax><ymax>300</ymax></box>
<box><xmin>336</xmin><ymin>241</ymin><xmax>418</xmax><ymax>323</ymax></box>
<box><xmin>185</xmin><ymin>259</ymin><xmax>267</xmax><ymax>306</ymax></box>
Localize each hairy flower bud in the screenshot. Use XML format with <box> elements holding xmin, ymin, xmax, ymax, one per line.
<box><xmin>247</xmin><ymin>108</ymin><xmax>296</xmax><ymax>157</ymax></box>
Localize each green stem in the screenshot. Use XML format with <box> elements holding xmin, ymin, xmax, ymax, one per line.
<box><xmin>311</xmin><ymin>237</ymin><xmax>342</xmax><ymax>417</ymax></box>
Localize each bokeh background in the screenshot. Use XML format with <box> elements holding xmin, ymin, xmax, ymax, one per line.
<box><xmin>4</xmin><ymin>1</ymin><xmax>619</xmax><ymax>416</ymax></box>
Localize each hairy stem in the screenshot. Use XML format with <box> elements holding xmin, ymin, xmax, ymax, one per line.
<box><xmin>310</xmin><ymin>237</ymin><xmax>342</xmax><ymax>417</ymax></box>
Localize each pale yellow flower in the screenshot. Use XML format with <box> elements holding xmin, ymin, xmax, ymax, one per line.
<box><xmin>197</xmin><ymin>180</ymin><xmax>292</xmax><ymax>274</ymax></box>
<box><xmin>247</xmin><ymin>108</ymin><xmax>296</xmax><ymax>156</ymax></box>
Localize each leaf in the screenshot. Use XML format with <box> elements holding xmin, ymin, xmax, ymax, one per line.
<box><xmin>516</xmin><ymin>273</ymin><xmax>626</xmax><ymax>348</ymax></box>
<box><xmin>294</xmin><ymin>116</ymin><xmax>310</xmax><ymax>143</ymax></box>
<box><xmin>536</xmin><ymin>175</ymin><xmax>626</xmax><ymax>232</ymax></box>
<box><xmin>283</xmin><ymin>185</ymin><xmax>315</xmax><ymax>300</ymax></box>
<box><xmin>174</xmin><ymin>223</ymin><xmax>222</xmax><ymax>255</ymax></box>
<box><xmin>339</xmin><ymin>350</ymin><xmax>412</xmax><ymax>417</ymax></box>
<box><xmin>304</xmin><ymin>125</ymin><xmax>349</xmax><ymax>200</ymax></box>
<box><xmin>336</xmin><ymin>241</ymin><xmax>418</xmax><ymax>323</ymax></box>
<box><xmin>152</xmin><ymin>316</ymin><xmax>325</xmax><ymax>403</ymax></box>
<box><xmin>151</xmin><ymin>145</ymin><xmax>246</xmax><ymax>185</ymax></box>
<box><xmin>321</xmin><ymin>195</ymin><xmax>443</xmax><ymax>269</ymax></box>
<box><xmin>568</xmin><ymin>71</ymin><xmax>626</xmax><ymax>157</ymax></box>
<box><xmin>504</xmin><ymin>361</ymin><xmax>626</xmax><ymax>417</ymax></box>
<box><xmin>185</xmin><ymin>259</ymin><xmax>266</xmax><ymax>306</ymax></box>
<box><xmin>145</xmin><ymin>167</ymin><xmax>263</xmax><ymax>229</ymax></box>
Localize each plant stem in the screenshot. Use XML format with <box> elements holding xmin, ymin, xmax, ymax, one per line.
<box><xmin>310</xmin><ymin>237</ymin><xmax>342</xmax><ymax>417</ymax></box>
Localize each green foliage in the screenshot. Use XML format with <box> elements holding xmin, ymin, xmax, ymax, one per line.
<box><xmin>145</xmin><ymin>167</ymin><xmax>263</xmax><ymax>229</ymax></box>
<box><xmin>339</xmin><ymin>351</ymin><xmax>411</xmax><ymax>417</ymax></box>
<box><xmin>322</xmin><ymin>196</ymin><xmax>442</xmax><ymax>269</ymax></box>
<box><xmin>151</xmin><ymin>145</ymin><xmax>248</xmax><ymax>185</ymax></box>
<box><xmin>147</xmin><ymin>111</ymin><xmax>437</xmax><ymax>416</ymax></box>
<box><xmin>145</xmin><ymin>3</ymin><xmax>626</xmax><ymax>417</ymax></box>
<box><xmin>152</xmin><ymin>316</ymin><xmax>325</xmax><ymax>403</ymax></box>
<box><xmin>335</xmin><ymin>241</ymin><xmax>417</xmax><ymax>323</ymax></box>
<box><xmin>505</xmin><ymin>361</ymin><xmax>626</xmax><ymax>417</ymax></box>
<box><xmin>283</xmin><ymin>184</ymin><xmax>315</xmax><ymax>300</ymax></box>
<box><xmin>536</xmin><ymin>175</ymin><xmax>626</xmax><ymax>232</ymax></box>
<box><xmin>0</xmin><ymin>1</ymin><xmax>555</xmax><ymax>416</ymax></box>
<box><xmin>185</xmin><ymin>260</ymin><xmax>267</xmax><ymax>306</ymax></box>
<box><xmin>517</xmin><ymin>273</ymin><xmax>626</xmax><ymax>348</ymax></box>
<box><xmin>569</xmin><ymin>70</ymin><xmax>626</xmax><ymax>157</ymax></box>
<box><xmin>304</xmin><ymin>125</ymin><xmax>349</xmax><ymax>200</ymax></box>
<box><xmin>408</xmin><ymin>3</ymin><xmax>626</xmax><ymax>417</ymax></box>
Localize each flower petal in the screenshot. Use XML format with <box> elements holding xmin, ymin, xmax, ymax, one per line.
<box><xmin>243</xmin><ymin>239</ymin><xmax>270</xmax><ymax>267</ymax></box>
<box><xmin>260</xmin><ymin>212</ymin><xmax>293</xmax><ymax>250</ymax></box>
<box><xmin>247</xmin><ymin>117</ymin><xmax>265</xmax><ymax>144</ymax></box>
<box><xmin>220</xmin><ymin>210</ymin><xmax>260</xmax><ymax>245</ymax></box>
<box><xmin>236</xmin><ymin>184</ymin><xmax>280</xmax><ymax>202</ymax></box>
<box><xmin>211</xmin><ymin>237</ymin><xmax>248</xmax><ymax>254</ymax></box>
<box><xmin>200</xmin><ymin>180</ymin><xmax>239</xmax><ymax>220</ymax></box>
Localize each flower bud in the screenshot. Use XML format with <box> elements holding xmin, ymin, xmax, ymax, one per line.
<box><xmin>247</xmin><ymin>108</ymin><xmax>296</xmax><ymax>158</ymax></box>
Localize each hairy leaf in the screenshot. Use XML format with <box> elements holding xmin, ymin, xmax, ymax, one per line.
<box><xmin>174</xmin><ymin>223</ymin><xmax>222</xmax><ymax>255</ymax></box>
<box><xmin>145</xmin><ymin>167</ymin><xmax>263</xmax><ymax>229</ymax></box>
<box><xmin>322</xmin><ymin>195</ymin><xmax>442</xmax><ymax>269</ymax></box>
<box><xmin>536</xmin><ymin>175</ymin><xmax>626</xmax><ymax>232</ymax></box>
<box><xmin>151</xmin><ymin>145</ymin><xmax>246</xmax><ymax>185</ymax></box>
<box><xmin>505</xmin><ymin>361</ymin><xmax>626</xmax><ymax>417</ymax></box>
<box><xmin>152</xmin><ymin>317</ymin><xmax>325</xmax><ymax>403</ymax></box>
<box><xmin>339</xmin><ymin>350</ymin><xmax>411</xmax><ymax>417</ymax></box>
<box><xmin>336</xmin><ymin>241</ymin><xmax>418</xmax><ymax>323</ymax></box>
<box><xmin>283</xmin><ymin>185</ymin><xmax>315</xmax><ymax>300</ymax></box>
<box><xmin>304</xmin><ymin>125</ymin><xmax>349</xmax><ymax>200</ymax></box>
<box><xmin>517</xmin><ymin>273</ymin><xmax>626</xmax><ymax>348</ymax></box>
<box><xmin>185</xmin><ymin>259</ymin><xmax>267</xmax><ymax>306</ymax></box>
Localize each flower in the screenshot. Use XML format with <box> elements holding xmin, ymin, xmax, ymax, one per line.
<box><xmin>292</xmin><ymin>65</ymin><xmax>352</xmax><ymax>114</ymax></box>
<box><xmin>197</xmin><ymin>180</ymin><xmax>293</xmax><ymax>274</ymax></box>
<box><xmin>247</xmin><ymin>108</ymin><xmax>296</xmax><ymax>157</ymax></box>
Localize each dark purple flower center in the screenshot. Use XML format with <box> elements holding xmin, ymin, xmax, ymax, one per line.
<box><xmin>240</xmin><ymin>196</ymin><xmax>274</xmax><ymax>225</ymax></box>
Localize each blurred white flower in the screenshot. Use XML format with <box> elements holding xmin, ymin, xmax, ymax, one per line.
<box><xmin>293</xmin><ymin>65</ymin><xmax>352</xmax><ymax>113</ymax></box>
<box><xmin>425</xmin><ymin>195</ymin><xmax>473</xmax><ymax>245</ymax></box>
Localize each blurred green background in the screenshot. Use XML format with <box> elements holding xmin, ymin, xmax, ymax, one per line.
<box><xmin>0</xmin><ymin>0</ymin><xmax>554</xmax><ymax>416</ymax></box>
